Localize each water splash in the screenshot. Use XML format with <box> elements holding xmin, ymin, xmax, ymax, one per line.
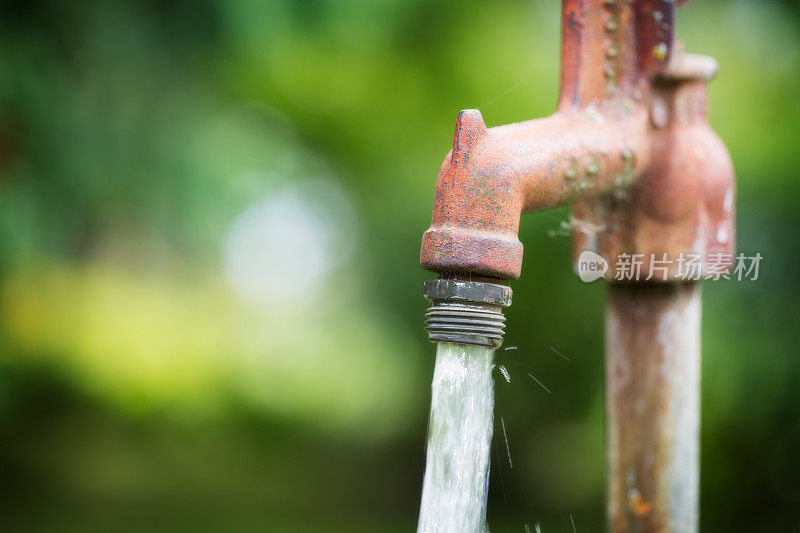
<box><xmin>500</xmin><ymin>417</ymin><xmax>512</xmax><ymax>469</ymax></box>
<box><xmin>527</xmin><ymin>373</ymin><xmax>551</xmax><ymax>394</ymax></box>
<box><xmin>498</xmin><ymin>365</ymin><xmax>511</xmax><ymax>383</ymax></box>
<box><xmin>418</xmin><ymin>342</ymin><xmax>495</xmax><ymax>533</ymax></box>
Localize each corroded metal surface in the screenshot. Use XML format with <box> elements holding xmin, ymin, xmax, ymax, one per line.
<box><xmin>606</xmin><ymin>283</ymin><xmax>700</xmax><ymax>532</ymax></box>
<box><xmin>419</xmin><ymin>2</ymin><xmax>734</xmax><ymax>531</ymax></box>
<box><xmin>559</xmin><ymin>0</ymin><xmax>675</xmax><ymax>108</ymax></box>
<box><xmin>573</xmin><ymin>53</ymin><xmax>736</xmax><ymax>281</ymax></box>
<box><xmin>420</xmin><ymin>107</ymin><xmax>651</xmax><ymax>279</ymax></box>
<box><xmin>419</xmin><ymin>0</ymin><xmax>734</xmax><ymax>281</ymax></box>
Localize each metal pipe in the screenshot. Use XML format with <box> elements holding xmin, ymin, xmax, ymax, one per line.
<box><xmin>606</xmin><ymin>282</ymin><xmax>700</xmax><ymax>532</ymax></box>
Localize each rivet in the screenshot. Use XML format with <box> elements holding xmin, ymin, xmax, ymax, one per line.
<box><xmin>604</xmin><ymin>65</ymin><xmax>616</xmax><ymax>79</ymax></box>
<box><xmin>652</xmin><ymin>42</ymin><xmax>668</xmax><ymax>62</ymax></box>
<box><xmin>606</xmin><ymin>17</ymin><xmax>618</xmax><ymax>32</ymax></box>
<box><xmin>586</xmin><ymin>156</ymin><xmax>600</xmax><ymax>176</ymax></box>
<box><xmin>606</xmin><ymin>43</ymin><xmax>619</xmax><ymax>58</ymax></box>
<box><xmin>621</xmin><ymin>149</ymin><xmax>636</xmax><ymax>172</ymax></box>
<box><xmin>565</xmin><ymin>162</ymin><xmax>578</xmax><ymax>180</ymax></box>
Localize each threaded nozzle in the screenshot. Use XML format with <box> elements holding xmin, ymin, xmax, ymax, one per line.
<box><xmin>423</xmin><ymin>278</ymin><xmax>512</xmax><ymax>348</ymax></box>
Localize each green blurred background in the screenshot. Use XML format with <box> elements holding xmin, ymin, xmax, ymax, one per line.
<box><xmin>0</xmin><ymin>0</ymin><xmax>798</xmax><ymax>531</ymax></box>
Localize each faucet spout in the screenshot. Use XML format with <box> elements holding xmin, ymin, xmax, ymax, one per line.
<box><xmin>420</xmin><ymin>105</ymin><xmax>651</xmax><ymax>280</ymax></box>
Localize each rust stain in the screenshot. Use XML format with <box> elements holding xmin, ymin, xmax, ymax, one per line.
<box><xmin>628</xmin><ymin>488</ymin><xmax>654</xmax><ymax>518</ymax></box>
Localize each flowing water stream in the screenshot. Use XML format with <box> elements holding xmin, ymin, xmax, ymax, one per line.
<box><xmin>417</xmin><ymin>342</ymin><xmax>495</xmax><ymax>533</ymax></box>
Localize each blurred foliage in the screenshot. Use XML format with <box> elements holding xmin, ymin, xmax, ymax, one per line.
<box><xmin>0</xmin><ymin>261</ymin><xmax>416</xmax><ymax>434</ymax></box>
<box><xmin>0</xmin><ymin>0</ymin><xmax>798</xmax><ymax>531</ymax></box>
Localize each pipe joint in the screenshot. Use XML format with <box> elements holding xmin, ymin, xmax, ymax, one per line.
<box><xmin>423</xmin><ymin>277</ymin><xmax>512</xmax><ymax>349</ymax></box>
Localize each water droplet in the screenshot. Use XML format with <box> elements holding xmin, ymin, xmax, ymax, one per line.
<box><xmin>498</xmin><ymin>365</ymin><xmax>511</xmax><ymax>383</ymax></box>
<box><xmin>723</xmin><ymin>189</ymin><xmax>734</xmax><ymax>213</ymax></box>
<box><xmin>586</xmin><ymin>104</ymin><xmax>606</xmax><ymax>125</ymax></box>
<box><xmin>500</xmin><ymin>417</ymin><xmax>512</xmax><ymax>468</ymax></box>
<box><xmin>650</xmin><ymin>97</ymin><xmax>668</xmax><ymax>128</ymax></box>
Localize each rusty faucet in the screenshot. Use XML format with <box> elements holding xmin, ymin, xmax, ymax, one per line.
<box><xmin>420</xmin><ymin>1</ymin><xmax>734</xmax><ymax>531</ymax></box>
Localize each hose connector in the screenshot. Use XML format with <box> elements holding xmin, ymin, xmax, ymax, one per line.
<box><xmin>424</xmin><ymin>277</ymin><xmax>512</xmax><ymax>349</ymax></box>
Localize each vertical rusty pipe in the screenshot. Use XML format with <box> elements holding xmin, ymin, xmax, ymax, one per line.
<box><xmin>606</xmin><ymin>283</ymin><xmax>700</xmax><ymax>532</ymax></box>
